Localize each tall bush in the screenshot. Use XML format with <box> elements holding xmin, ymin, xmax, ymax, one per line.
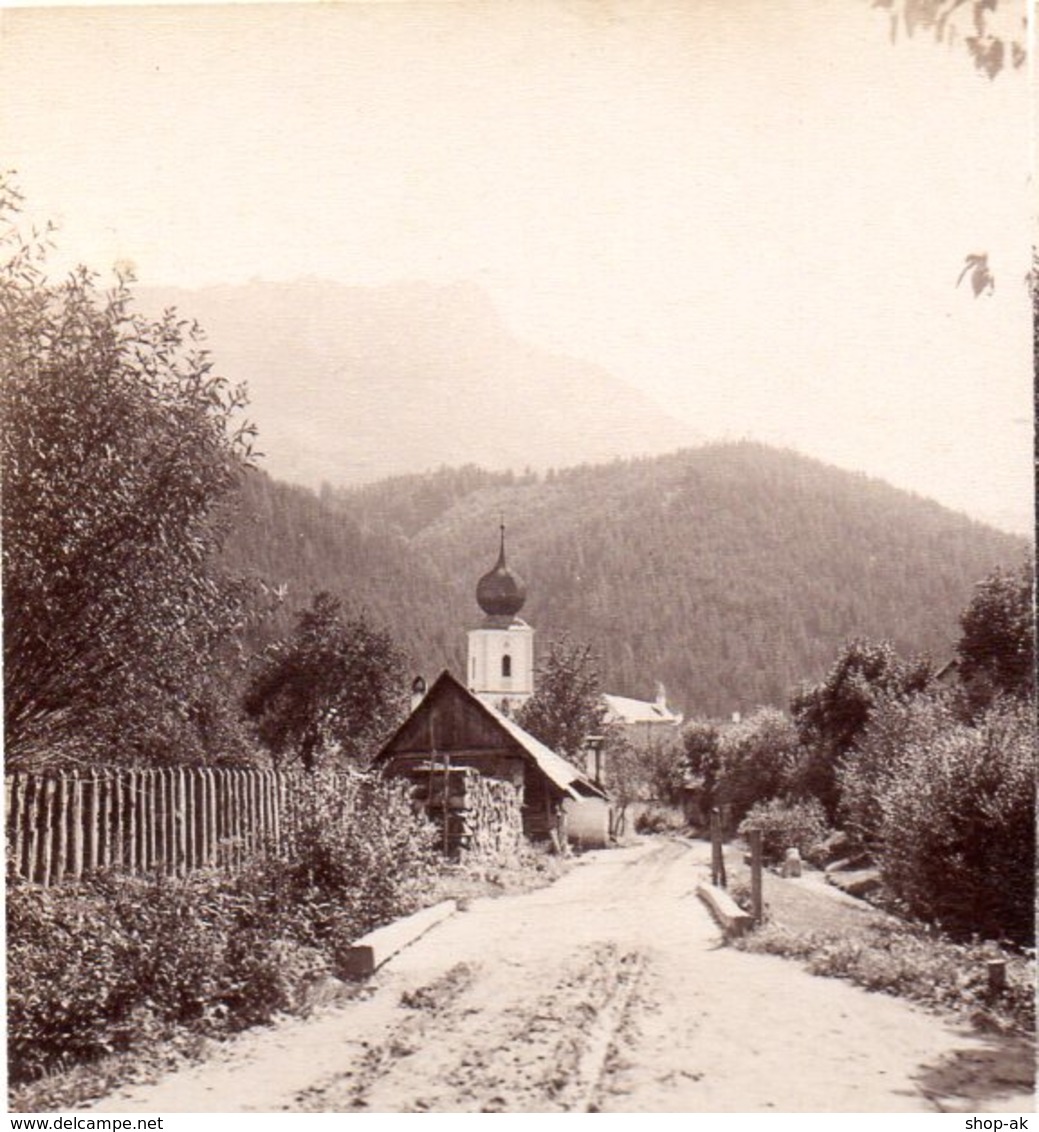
<box><xmin>790</xmin><ymin>639</ymin><xmax>932</xmax><ymax>818</ymax></box>
<box><xmin>717</xmin><ymin>707</ymin><xmax>799</xmax><ymax>822</ymax></box>
<box><xmin>837</xmin><ymin>692</ymin><xmax>959</xmax><ymax>849</ymax></box>
<box><xmin>873</xmin><ymin>697</ymin><xmax>1035</xmax><ymax>944</ymax></box>
<box><xmin>260</xmin><ymin>773</ymin><xmax>437</xmax><ymax>951</ymax></box>
<box><xmin>738</xmin><ymin>797</ymin><xmax>830</xmax><ymax>865</ymax></box>
<box><xmin>7</xmin><ymin>774</ymin><xmax>437</xmax><ymax>1084</ymax></box>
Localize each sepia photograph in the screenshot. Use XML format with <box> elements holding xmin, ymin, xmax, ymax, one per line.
<box><xmin>1</xmin><ymin>0</ymin><xmax>1035</xmax><ymax>1116</ymax></box>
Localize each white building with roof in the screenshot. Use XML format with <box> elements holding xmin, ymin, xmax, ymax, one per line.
<box><xmin>603</xmin><ymin>685</ymin><xmax>684</xmax><ymax>746</ymax></box>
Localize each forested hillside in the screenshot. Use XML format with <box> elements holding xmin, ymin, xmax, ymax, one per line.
<box><xmin>223</xmin><ymin>444</ymin><xmax>1028</xmax><ymax>718</ymax></box>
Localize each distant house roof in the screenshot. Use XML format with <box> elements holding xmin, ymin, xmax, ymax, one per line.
<box><xmin>603</xmin><ymin>692</ymin><xmax>683</xmax><ymax>727</ymax></box>
<box><xmin>375</xmin><ymin>670</ymin><xmax>608</xmax><ymax>800</ymax></box>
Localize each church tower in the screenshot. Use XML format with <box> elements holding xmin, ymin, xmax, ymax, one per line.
<box><xmin>468</xmin><ymin>525</ymin><xmax>534</xmax><ymax>715</ymax></box>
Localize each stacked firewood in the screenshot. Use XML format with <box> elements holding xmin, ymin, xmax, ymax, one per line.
<box><xmin>401</xmin><ymin>764</ymin><xmax>522</xmax><ymax>861</ymax></box>
<box><xmin>460</xmin><ymin>772</ymin><xmax>523</xmax><ymax>861</ymax></box>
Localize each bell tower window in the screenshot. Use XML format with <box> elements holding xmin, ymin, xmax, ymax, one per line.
<box><xmin>502</xmin><ymin>654</ymin><xmax>512</xmax><ymax>678</ymax></box>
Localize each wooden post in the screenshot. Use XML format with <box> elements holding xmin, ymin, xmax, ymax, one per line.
<box><xmin>68</xmin><ymin>772</ymin><xmax>83</xmax><ymax>881</ymax></box>
<box><xmin>748</xmin><ymin>827</ymin><xmax>763</xmax><ymax>926</ymax></box>
<box><xmin>111</xmin><ymin>773</ymin><xmax>124</xmax><ymax>870</ymax></box>
<box><xmin>191</xmin><ymin>769</ymin><xmax>205</xmax><ymax>869</ymax></box>
<box><xmin>154</xmin><ymin>769</ymin><xmax>166</xmax><ymax>874</ymax></box>
<box><xmin>86</xmin><ymin>770</ymin><xmax>101</xmax><ymax>874</ymax></box>
<box><xmin>987</xmin><ymin>959</ymin><xmax>1007</xmax><ymax>997</ymax></box>
<box><xmin>4</xmin><ymin>775</ymin><xmax>13</xmax><ymax>876</ymax></box>
<box><xmin>127</xmin><ymin>771</ymin><xmax>137</xmax><ymax>871</ymax></box>
<box><xmin>168</xmin><ymin>768</ymin><xmax>178</xmax><ymax>874</ymax></box>
<box><xmin>140</xmin><ymin>770</ymin><xmax>151</xmax><ymax>874</ymax></box>
<box><xmin>176</xmin><ymin>768</ymin><xmax>188</xmax><ymax>875</ymax></box>
<box><xmin>27</xmin><ymin>773</ymin><xmax>40</xmax><ymax>881</ymax></box>
<box><xmin>141</xmin><ymin>769</ymin><xmax>151</xmax><ymax>873</ymax></box>
<box><xmin>232</xmin><ymin>770</ymin><xmax>243</xmax><ymax>871</ymax></box>
<box><xmin>710</xmin><ymin>808</ymin><xmax>727</xmax><ymax>889</ymax></box>
<box><xmin>270</xmin><ymin>770</ymin><xmax>281</xmax><ymax>856</ymax></box>
<box><xmin>253</xmin><ymin>769</ymin><xmax>263</xmax><ymax>855</ymax></box>
<box><xmin>54</xmin><ymin>773</ymin><xmax>68</xmax><ymax>884</ymax></box>
<box><xmin>266</xmin><ymin>770</ymin><xmax>277</xmax><ymax>856</ymax></box>
<box><xmin>205</xmin><ymin>768</ymin><xmax>218</xmax><ymax>866</ymax></box>
<box><xmin>10</xmin><ymin>774</ymin><xmax>26</xmax><ymax>880</ymax></box>
<box><xmin>98</xmin><ymin>773</ymin><xmax>111</xmax><ymax>869</ymax></box>
<box><xmin>217</xmin><ymin>769</ymin><xmax>229</xmax><ymax>869</ymax></box>
<box><xmin>40</xmin><ymin>778</ymin><xmax>56</xmax><ymax>887</ymax></box>
<box><xmin>239</xmin><ymin>770</ymin><xmax>249</xmax><ymax>861</ymax></box>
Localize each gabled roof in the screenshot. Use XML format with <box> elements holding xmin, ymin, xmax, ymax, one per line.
<box><xmin>478</xmin><ymin>697</ymin><xmax>607</xmax><ymax>799</ymax></box>
<box><xmin>376</xmin><ymin>670</ymin><xmax>608</xmax><ymax>800</ymax></box>
<box><xmin>603</xmin><ymin>693</ymin><xmax>683</xmax><ymax>725</ymax></box>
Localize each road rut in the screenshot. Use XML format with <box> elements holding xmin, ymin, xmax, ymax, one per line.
<box><xmin>93</xmin><ymin>840</ymin><xmax>1034</xmax><ymax>1113</ymax></box>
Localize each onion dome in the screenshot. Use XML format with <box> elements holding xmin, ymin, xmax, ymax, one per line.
<box><xmin>476</xmin><ymin>525</ymin><xmax>526</xmax><ymax>617</ymax></box>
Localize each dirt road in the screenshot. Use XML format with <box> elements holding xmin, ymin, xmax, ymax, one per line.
<box><xmin>93</xmin><ymin>840</ymin><xmax>1034</xmax><ymax>1113</ymax></box>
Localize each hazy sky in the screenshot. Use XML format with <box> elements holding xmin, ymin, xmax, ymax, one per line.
<box><xmin>1</xmin><ymin>0</ymin><xmax>1034</xmax><ymax>531</ymax></box>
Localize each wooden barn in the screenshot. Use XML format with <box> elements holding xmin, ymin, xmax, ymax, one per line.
<box><xmin>374</xmin><ymin>670</ymin><xmax>610</xmax><ymax>848</ymax></box>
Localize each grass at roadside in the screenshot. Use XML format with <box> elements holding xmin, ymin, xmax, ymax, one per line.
<box><xmin>9</xmin><ymin>844</ymin><xmax>573</xmax><ymax>1114</ymax></box>
<box><xmin>721</xmin><ymin>851</ymin><xmax>1035</xmax><ymax>1038</ymax></box>
<box><xmin>423</xmin><ymin>842</ymin><xmax>575</xmax><ymax>908</ymax></box>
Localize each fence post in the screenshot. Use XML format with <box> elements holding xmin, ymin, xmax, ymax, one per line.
<box><xmin>216</xmin><ymin>769</ymin><xmax>228</xmax><ymax>869</ymax></box>
<box><xmin>10</xmin><ymin>773</ymin><xmax>26</xmax><ymax>880</ymax></box>
<box><xmin>189</xmin><ymin>769</ymin><xmax>202</xmax><ymax>869</ymax></box>
<box><xmin>205</xmin><ymin>768</ymin><xmax>218</xmax><ymax>867</ymax></box>
<box><xmin>249</xmin><ymin>769</ymin><xmax>260</xmax><ymax>856</ymax></box>
<box><xmin>98</xmin><ymin>773</ymin><xmax>112</xmax><ymax>869</ymax></box>
<box><xmin>54</xmin><ymin>773</ymin><xmax>68</xmax><ymax>884</ymax></box>
<box><xmin>232</xmin><ymin>770</ymin><xmax>243</xmax><ymax>871</ymax></box>
<box><xmin>126</xmin><ymin>769</ymin><xmax>138</xmax><ymax>873</ymax></box>
<box><xmin>11</xmin><ymin>774</ymin><xmax>27</xmax><ymax>878</ymax></box>
<box><xmin>112</xmin><ymin>772</ymin><xmax>124</xmax><ymax>870</ymax></box>
<box><xmin>87</xmin><ymin>770</ymin><xmax>101</xmax><ymax>874</ymax></box>
<box><xmin>4</xmin><ymin>775</ymin><xmax>11</xmax><ymax>870</ymax></box>
<box><xmin>147</xmin><ymin>768</ymin><xmax>157</xmax><ymax>873</ymax></box>
<box><xmin>40</xmin><ymin>777</ymin><xmax>56</xmax><ymax>887</ymax></box>
<box><xmin>262</xmin><ymin>770</ymin><xmax>274</xmax><ymax>854</ymax></box>
<box><xmin>152</xmin><ymin>769</ymin><xmax>164</xmax><ymax>874</ymax></box>
<box><xmin>175</xmin><ymin>767</ymin><xmax>188</xmax><ymax>875</ymax></box>
<box><xmin>270</xmin><ymin>774</ymin><xmax>282</xmax><ymax>851</ymax></box>
<box><xmin>748</xmin><ymin>827</ymin><xmax>763</xmax><ymax>926</ymax></box>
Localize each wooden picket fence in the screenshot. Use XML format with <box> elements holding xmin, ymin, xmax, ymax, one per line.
<box><xmin>5</xmin><ymin>767</ymin><xmax>304</xmax><ymax>886</ymax></box>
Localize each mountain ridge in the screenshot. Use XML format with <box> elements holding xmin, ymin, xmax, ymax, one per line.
<box><xmin>135</xmin><ymin>279</ymin><xmax>700</xmax><ymax>488</ymax></box>
<box><xmin>222</xmin><ymin>443</ymin><xmax>1029</xmax><ymax>719</ymax></box>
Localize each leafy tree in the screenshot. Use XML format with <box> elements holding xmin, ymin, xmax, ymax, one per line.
<box><xmin>790</xmin><ymin>639</ymin><xmax>933</xmax><ymax>818</ymax></box>
<box><xmin>602</xmin><ymin>732</ymin><xmax>688</xmax><ymax>835</ymax></box>
<box><xmin>640</xmin><ymin>734</ymin><xmax>689</xmax><ymax>807</ymax></box>
<box><xmin>1</xmin><ymin>182</ymin><xmax>257</xmax><ymax>768</ymax></box>
<box><xmin>956</xmin><ymin>561</ymin><xmax>1034</xmax><ymax>712</ymax></box>
<box><xmin>717</xmin><ymin>707</ymin><xmax>800</xmax><ymax>823</ymax></box>
<box><xmin>874</xmin><ymin>0</ymin><xmax>1028</xmax><ymax>294</ymax></box>
<box><xmin>872</xmin><ymin>0</ymin><xmax>1026</xmax><ymax>81</ymax></box>
<box><xmin>243</xmin><ymin>592</ymin><xmax>408</xmax><ymax>771</ymax></box>
<box><xmin>680</xmin><ymin>719</ymin><xmax>722</xmax><ymax>824</ymax></box>
<box><xmin>515</xmin><ymin>634</ymin><xmax>608</xmax><ymax>762</ymax></box>
<box><xmin>602</xmin><ymin>734</ymin><xmax>647</xmax><ymax>835</ymax></box>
